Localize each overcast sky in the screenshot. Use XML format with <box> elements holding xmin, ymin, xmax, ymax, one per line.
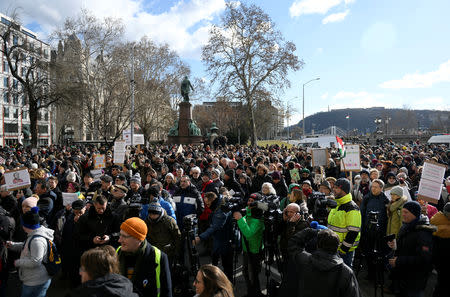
<box><xmin>2</xmin><ymin>0</ymin><xmax>449</xmax><ymax>125</ymax></box>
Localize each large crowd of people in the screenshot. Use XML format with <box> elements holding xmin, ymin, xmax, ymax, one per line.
<box><xmin>0</xmin><ymin>140</ymin><xmax>448</xmax><ymax>297</ymax></box>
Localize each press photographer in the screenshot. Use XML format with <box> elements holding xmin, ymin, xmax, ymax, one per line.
<box><xmin>233</xmin><ymin>193</ymin><xmax>265</xmax><ymax>297</ymax></box>
<box><xmin>279</xmin><ymin>203</ymin><xmax>309</xmax><ymax>263</ymax></box>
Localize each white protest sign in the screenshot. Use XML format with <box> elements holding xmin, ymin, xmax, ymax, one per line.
<box><xmin>62</xmin><ymin>193</ymin><xmax>80</xmax><ymax>206</ymax></box>
<box><xmin>384</xmin><ymin>186</ymin><xmax>412</xmax><ymax>202</ymax></box>
<box><xmin>4</xmin><ymin>168</ymin><xmax>31</xmax><ymax>191</ymax></box>
<box><xmin>93</xmin><ymin>154</ymin><xmax>106</xmax><ymax>169</ymax></box>
<box><xmin>31</xmin><ymin>148</ymin><xmax>37</xmax><ymax>155</ymax></box>
<box><xmin>123</xmin><ymin>130</ymin><xmax>145</xmax><ymax>145</ymax></box>
<box><xmin>417</xmin><ymin>161</ymin><xmax>446</xmax><ymax>203</ymax></box>
<box><xmin>340</xmin><ymin>144</ymin><xmax>360</xmax><ymax>171</ymax></box>
<box><xmin>114</xmin><ymin>140</ymin><xmax>127</xmax><ymax>164</ymax></box>
<box><xmin>312</xmin><ymin>148</ymin><xmax>329</xmax><ymax>167</ymax></box>
<box><xmin>90</xmin><ymin>169</ymin><xmax>103</xmax><ymax>182</ymax></box>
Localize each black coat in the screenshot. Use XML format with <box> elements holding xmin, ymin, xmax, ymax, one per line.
<box><xmin>272</xmin><ymin>179</ymin><xmax>288</xmax><ymax>199</ymax></box>
<box><xmin>66</xmin><ymin>273</ymin><xmax>138</xmax><ymax>297</ymax></box>
<box><xmin>118</xmin><ymin>241</ymin><xmax>172</xmax><ymax>297</ymax></box>
<box><xmin>76</xmin><ymin>206</ymin><xmax>121</xmax><ymax>253</ymax></box>
<box><xmin>251</xmin><ymin>174</ymin><xmax>272</xmax><ymax>193</ymax></box>
<box><xmin>279</xmin><ymin>249</ymin><xmax>361</xmax><ymax>297</ymax></box>
<box><xmin>393</xmin><ymin>216</ymin><xmax>436</xmax><ymax>293</ymax></box>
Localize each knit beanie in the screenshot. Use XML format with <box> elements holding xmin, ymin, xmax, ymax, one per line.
<box><xmin>120</xmin><ymin>217</ymin><xmax>147</xmax><ymax>241</ymax></box>
<box><xmin>22</xmin><ymin>207</ymin><xmax>41</xmax><ymax>230</ymax></box>
<box><xmin>390</xmin><ymin>186</ymin><xmax>404</xmax><ymax>198</ymax></box>
<box><xmin>403</xmin><ymin>201</ymin><xmax>421</xmax><ymax>219</ymax></box>
<box><xmin>130</xmin><ymin>173</ymin><xmax>141</xmax><ymax>185</ymax></box>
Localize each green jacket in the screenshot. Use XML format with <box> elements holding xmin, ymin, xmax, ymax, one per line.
<box><xmin>327</xmin><ymin>193</ymin><xmax>361</xmax><ymax>253</ymax></box>
<box><xmin>387</xmin><ymin>196</ymin><xmax>407</xmax><ymax>238</ymax></box>
<box><xmin>237</xmin><ymin>208</ymin><xmax>265</xmax><ymax>254</ymax></box>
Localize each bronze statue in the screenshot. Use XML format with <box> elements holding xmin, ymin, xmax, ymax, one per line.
<box><xmin>168</xmin><ymin>120</ymin><xmax>179</xmax><ymax>136</ymax></box>
<box><xmin>181</xmin><ymin>76</ymin><xmax>194</xmax><ymax>102</ymax></box>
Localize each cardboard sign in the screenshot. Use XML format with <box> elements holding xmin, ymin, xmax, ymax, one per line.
<box><xmin>4</xmin><ymin>168</ymin><xmax>31</xmax><ymax>191</ymax></box>
<box><xmin>312</xmin><ymin>148</ymin><xmax>329</xmax><ymax>167</ymax></box>
<box><xmin>290</xmin><ymin>169</ymin><xmax>300</xmax><ymax>183</ymax></box>
<box><xmin>340</xmin><ymin>144</ymin><xmax>360</xmax><ymax>171</ymax></box>
<box><xmin>90</xmin><ymin>169</ymin><xmax>103</xmax><ymax>182</ymax></box>
<box><xmin>123</xmin><ymin>130</ymin><xmax>145</xmax><ymax>145</ymax></box>
<box><xmin>62</xmin><ymin>192</ymin><xmax>80</xmax><ymax>206</ymax></box>
<box><xmin>114</xmin><ymin>140</ymin><xmax>126</xmax><ymax>164</ymax></box>
<box><xmin>93</xmin><ymin>154</ymin><xmax>106</xmax><ymax>169</ymax></box>
<box><xmin>417</xmin><ymin>161</ymin><xmax>446</xmax><ymax>203</ymax></box>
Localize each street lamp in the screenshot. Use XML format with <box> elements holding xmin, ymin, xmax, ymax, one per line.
<box><xmin>302</xmin><ymin>77</ymin><xmax>320</xmax><ymax>138</ymax></box>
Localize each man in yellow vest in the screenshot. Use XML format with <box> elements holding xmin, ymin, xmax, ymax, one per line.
<box><xmin>117</xmin><ymin>217</ymin><xmax>172</xmax><ymax>297</ymax></box>
<box><xmin>328</xmin><ymin>178</ymin><xmax>361</xmax><ymax>268</ymax></box>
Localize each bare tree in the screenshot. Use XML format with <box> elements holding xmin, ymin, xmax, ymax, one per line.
<box><xmin>202</xmin><ymin>2</ymin><xmax>303</xmax><ymax>146</ymax></box>
<box><xmin>0</xmin><ymin>11</ymin><xmax>75</xmax><ymax>147</ymax></box>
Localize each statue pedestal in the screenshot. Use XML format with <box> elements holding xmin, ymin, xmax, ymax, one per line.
<box><xmin>167</xmin><ymin>101</ymin><xmax>203</xmax><ymax>144</ymax></box>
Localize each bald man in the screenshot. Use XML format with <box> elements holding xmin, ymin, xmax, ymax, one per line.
<box><xmin>280</xmin><ymin>203</ymin><xmax>309</xmax><ymax>261</ymax></box>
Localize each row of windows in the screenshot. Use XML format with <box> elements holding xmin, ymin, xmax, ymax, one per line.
<box><xmin>2</xmin><ymin>107</ymin><xmax>48</xmax><ymax>121</ymax></box>
<box><xmin>3</xmin><ymin>123</ymin><xmax>48</xmax><ymax>134</ymax></box>
<box><xmin>3</xmin><ymin>92</ymin><xmax>25</xmax><ymax>105</ymax></box>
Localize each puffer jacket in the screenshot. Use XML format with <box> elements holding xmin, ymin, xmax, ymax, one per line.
<box><xmin>66</xmin><ymin>273</ymin><xmax>139</xmax><ymax>297</ymax></box>
<box><xmin>386</xmin><ymin>196</ymin><xmax>407</xmax><ymax>238</ymax></box>
<box><xmin>10</xmin><ymin>226</ymin><xmax>54</xmax><ymax>286</ymax></box>
<box><xmin>237</xmin><ymin>207</ymin><xmax>264</xmax><ymax>254</ymax></box>
<box><xmin>145</xmin><ymin>210</ymin><xmax>181</xmax><ymax>259</ymax></box>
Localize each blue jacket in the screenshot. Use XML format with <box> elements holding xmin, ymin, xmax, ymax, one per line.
<box><xmin>140</xmin><ymin>197</ymin><xmax>176</xmax><ymax>221</ymax></box>
<box><xmin>173</xmin><ymin>185</ymin><xmax>204</xmax><ymax>227</ymax></box>
<box><xmin>199</xmin><ymin>196</ymin><xmax>232</xmax><ymax>254</ymax></box>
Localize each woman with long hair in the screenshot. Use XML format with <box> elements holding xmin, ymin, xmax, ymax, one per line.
<box><xmin>193</xmin><ymin>264</ymin><xmax>234</xmax><ymax>297</ymax></box>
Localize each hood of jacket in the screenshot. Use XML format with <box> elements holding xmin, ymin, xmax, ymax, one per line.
<box><xmin>415</xmin><ymin>215</ymin><xmax>438</xmax><ymax>233</ymax></box>
<box><xmin>28</xmin><ymin>225</ymin><xmax>54</xmax><ymax>241</ymax></box>
<box><xmin>310</xmin><ymin>250</ymin><xmax>343</xmax><ymax>272</ymax></box>
<box><xmin>75</xmin><ymin>274</ymin><xmax>138</xmax><ymax>297</ymax></box>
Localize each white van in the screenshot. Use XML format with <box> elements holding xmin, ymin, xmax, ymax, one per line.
<box><xmin>427</xmin><ymin>134</ymin><xmax>450</xmax><ymax>145</ymax></box>
<box><xmin>291</xmin><ymin>135</ymin><xmax>339</xmax><ymax>148</ymax></box>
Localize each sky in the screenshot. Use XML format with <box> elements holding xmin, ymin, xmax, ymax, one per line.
<box><xmin>2</xmin><ymin>0</ymin><xmax>450</xmax><ymax>125</ymax></box>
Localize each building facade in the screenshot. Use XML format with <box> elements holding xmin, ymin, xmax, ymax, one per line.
<box><xmin>0</xmin><ymin>13</ymin><xmax>54</xmax><ymax>146</ymax></box>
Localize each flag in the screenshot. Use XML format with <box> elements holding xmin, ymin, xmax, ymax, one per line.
<box><xmin>345</xmin><ymin>115</ymin><xmax>350</xmax><ymax>119</ymax></box>
<box><xmin>336</xmin><ymin>136</ymin><xmax>346</xmax><ymax>159</ymax></box>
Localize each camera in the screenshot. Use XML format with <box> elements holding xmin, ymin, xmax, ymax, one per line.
<box><xmin>368</xmin><ymin>211</ymin><xmax>379</xmax><ymax>224</ymax></box>
<box><xmin>312</xmin><ymin>192</ymin><xmax>337</xmax><ymax>225</ymax></box>
<box><xmin>221</xmin><ymin>197</ymin><xmax>245</xmax><ymax>213</ymax></box>
<box><xmin>183</xmin><ymin>214</ymin><xmax>198</xmax><ymax>231</ymax></box>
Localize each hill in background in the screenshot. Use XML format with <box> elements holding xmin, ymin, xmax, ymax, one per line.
<box><xmin>294</xmin><ymin>107</ymin><xmax>450</xmax><ymax>135</ymax></box>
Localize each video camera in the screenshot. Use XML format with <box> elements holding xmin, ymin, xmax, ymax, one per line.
<box><xmin>221</xmin><ymin>197</ymin><xmax>245</xmax><ymax>214</ymax></box>
<box><xmin>183</xmin><ymin>214</ymin><xmax>198</xmax><ymax>231</ymax></box>
<box><xmin>250</xmin><ymin>200</ymin><xmax>283</xmax><ymax>226</ymax></box>
<box><xmin>312</xmin><ymin>191</ymin><xmax>337</xmax><ymax>225</ymax></box>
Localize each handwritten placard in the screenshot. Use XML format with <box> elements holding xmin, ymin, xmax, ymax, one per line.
<box><xmin>4</xmin><ymin>168</ymin><xmax>31</xmax><ymax>191</ymax></box>
<box><xmin>62</xmin><ymin>192</ymin><xmax>80</xmax><ymax>206</ymax></box>
<box><xmin>312</xmin><ymin>148</ymin><xmax>329</xmax><ymax>167</ymax></box>
<box><xmin>114</xmin><ymin>140</ymin><xmax>126</xmax><ymax>164</ymax></box>
<box><xmin>417</xmin><ymin>161</ymin><xmax>446</xmax><ymax>203</ymax></box>
<box><xmin>340</xmin><ymin>144</ymin><xmax>360</xmax><ymax>171</ymax></box>
<box><xmin>93</xmin><ymin>154</ymin><xmax>106</xmax><ymax>169</ymax></box>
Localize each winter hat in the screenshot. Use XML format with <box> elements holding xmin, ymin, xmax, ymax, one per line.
<box><xmin>301</xmin><ymin>168</ymin><xmax>310</xmax><ymax>174</ymax></box>
<box><xmin>201</xmin><ymin>171</ymin><xmax>211</xmax><ymax>178</ymax></box>
<box><xmin>31</xmin><ymin>163</ymin><xmax>38</xmax><ymax>169</ymax></box>
<box><xmin>212</xmin><ymin>169</ymin><xmax>221</xmax><ymax>177</ymax></box>
<box><xmin>72</xmin><ymin>199</ymin><xmax>86</xmax><ymax>210</ymax></box>
<box><xmin>22</xmin><ymin>207</ymin><xmax>41</xmax><ymax>230</ymax></box>
<box><xmin>130</xmin><ymin>173</ymin><xmax>141</xmax><ymax>185</ymax></box>
<box><xmin>114</xmin><ymin>184</ymin><xmax>129</xmax><ymax>194</ymax></box>
<box><xmin>249</xmin><ymin>193</ymin><xmax>262</xmax><ymax>201</ymax></box>
<box><xmin>148</xmin><ymin>202</ymin><xmax>163</xmax><ymax>215</ymax></box>
<box><xmin>66</xmin><ymin>171</ymin><xmax>77</xmax><ymax>183</ymax></box>
<box><xmin>165</xmin><ymin>173</ymin><xmax>175</xmax><ymax>180</ymax></box>
<box><xmin>120</xmin><ymin>217</ymin><xmax>147</xmax><ymax>241</ymax></box>
<box><xmin>100</xmin><ymin>175</ymin><xmax>113</xmax><ymax>183</ymax></box>
<box><xmin>271</xmin><ymin>171</ymin><xmax>281</xmax><ymax>180</ymax></box>
<box><xmin>335</xmin><ymin>178</ymin><xmax>351</xmax><ymax>194</ymax></box>
<box><xmin>319</xmin><ymin>180</ymin><xmax>331</xmax><ymax>191</ymax></box>
<box><xmin>390</xmin><ymin>186</ymin><xmax>404</xmax><ymax>198</ymax></box>
<box><xmin>147</xmin><ymin>186</ymin><xmax>159</xmax><ymax>198</ymax></box>
<box><xmin>225</xmin><ymin>169</ymin><xmax>235</xmax><ymax>179</ymax></box>
<box><xmin>310</xmin><ymin>221</ymin><xmax>328</xmax><ymax>230</ymax></box>
<box><xmin>288</xmin><ymin>183</ymin><xmax>301</xmax><ymax>194</ymax></box>
<box><xmin>403</xmin><ymin>201</ymin><xmax>421</xmax><ymax>219</ymax></box>
<box><xmin>443</xmin><ymin>202</ymin><xmax>450</xmax><ymax>219</ymax></box>
<box><xmin>302</xmin><ymin>180</ymin><xmax>311</xmax><ymax>186</ymax></box>
<box><xmin>386</xmin><ymin>172</ymin><xmax>397</xmax><ymax>180</ymax></box>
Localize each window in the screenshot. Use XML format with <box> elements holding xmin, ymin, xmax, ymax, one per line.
<box><xmin>3</xmin><ymin>61</ymin><xmax>8</xmax><ymax>73</ymax></box>
<box><xmin>13</xmin><ymin>35</ymin><xmax>18</xmax><ymax>45</ymax></box>
<box><xmin>13</xmin><ymin>108</ymin><xmax>18</xmax><ymax>119</ymax></box>
<box><xmin>12</xmin><ymin>80</ymin><xmax>18</xmax><ymax>89</ymax></box>
<box><xmin>4</xmin><ymin>123</ymin><xmax>18</xmax><ymax>133</ymax></box>
<box><xmin>38</xmin><ymin>125</ymin><xmax>48</xmax><ymax>134</ymax></box>
<box><xmin>23</xmin><ymin>111</ymin><xmax>27</xmax><ymax>119</ymax></box>
<box><xmin>3</xmin><ymin>92</ymin><xmax>8</xmax><ymax>103</ymax></box>
<box><xmin>13</xmin><ymin>94</ymin><xmax>19</xmax><ymax>105</ymax></box>
<box><xmin>44</xmin><ymin>112</ymin><xmax>48</xmax><ymax>121</ymax></box>
<box><xmin>3</xmin><ymin>107</ymin><xmax>9</xmax><ymax>118</ymax></box>
<box><xmin>22</xmin><ymin>95</ymin><xmax>27</xmax><ymax>105</ymax></box>
<box><xmin>37</xmin><ymin>112</ymin><xmax>42</xmax><ymax>121</ymax></box>
<box><xmin>21</xmin><ymin>67</ymin><xmax>25</xmax><ymax>77</ymax></box>
<box><xmin>29</xmin><ymin>43</ymin><xmax>34</xmax><ymax>51</ymax></box>
<box><xmin>3</xmin><ymin>77</ymin><xmax>8</xmax><ymax>88</ymax></box>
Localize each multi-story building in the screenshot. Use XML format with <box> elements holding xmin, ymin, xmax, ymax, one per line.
<box><xmin>0</xmin><ymin>13</ymin><xmax>55</xmax><ymax>146</ymax></box>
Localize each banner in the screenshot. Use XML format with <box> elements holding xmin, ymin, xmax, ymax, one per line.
<box><xmin>340</xmin><ymin>144</ymin><xmax>360</xmax><ymax>171</ymax></box>
<box><xmin>417</xmin><ymin>161</ymin><xmax>446</xmax><ymax>203</ymax></box>
<box><xmin>4</xmin><ymin>168</ymin><xmax>31</xmax><ymax>191</ymax></box>
<box><xmin>311</xmin><ymin>148</ymin><xmax>329</xmax><ymax>167</ymax></box>
<box><xmin>123</xmin><ymin>130</ymin><xmax>145</xmax><ymax>145</ymax></box>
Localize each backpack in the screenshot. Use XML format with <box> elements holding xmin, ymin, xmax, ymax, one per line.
<box><xmin>27</xmin><ymin>235</ymin><xmax>61</xmax><ymax>276</ymax></box>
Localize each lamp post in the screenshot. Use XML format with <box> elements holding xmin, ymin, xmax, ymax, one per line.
<box><xmin>302</xmin><ymin>77</ymin><xmax>320</xmax><ymax>138</ymax></box>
